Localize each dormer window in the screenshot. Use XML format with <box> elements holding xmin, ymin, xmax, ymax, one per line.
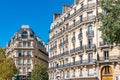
<box><xmin>22</xmin><ymin>31</ymin><xmax>28</xmax><ymax>39</ymax></box>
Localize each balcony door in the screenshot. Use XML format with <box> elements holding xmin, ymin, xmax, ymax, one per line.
<box><xmin>88</xmin><ymin>53</ymin><xmax>93</xmax><ymax>62</ymax></box>
<box><xmin>104</xmin><ymin>51</ymin><xmax>109</xmax><ymax>60</ymax></box>
<box><xmin>88</xmin><ymin>39</ymin><xmax>93</xmax><ymax>48</ymax></box>
<box><xmin>88</xmin><ymin>25</ymin><xmax>92</xmax><ymax>34</ymax></box>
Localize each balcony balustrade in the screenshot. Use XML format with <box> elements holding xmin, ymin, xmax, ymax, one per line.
<box><xmin>86</xmin><ymin>30</ymin><xmax>94</xmax><ymax>37</ymax></box>
<box><xmin>99</xmin><ymin>56</ymin><xmax>120</xmax><ymax>62</ymax></box>
<box><xmin>70</xmin><ymin>46</ymin><xmax>84</xmax><ymax>55</ymax></box>
<box><xmin>50</xmin><ymin>45</ymin><xmax>57</xmax><ymax>51</ymax></box>
<box><xmin>49</xmin><ymin>15</ymin><xmax>96</xmax><ymax>41</ymax></box>
<box><xmin>49</xmin><ymin>3</ymin><xmax>96</xmax><ymax>34</ymax></box>
<box><xmin>85</xmin><ymin>44</ymin><xmax>96</xmax><ymax>51</ymax></box>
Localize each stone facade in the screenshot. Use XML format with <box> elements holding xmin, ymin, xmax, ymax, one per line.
<box><xmin>48</xmin><ymin>0</ymin><xmax>120</xmax><ymax>80</ymax></box>
<box><xmin>5</xmin><ymin>25</ymin><xmax>48</xmax><ymax>80</ymax></box>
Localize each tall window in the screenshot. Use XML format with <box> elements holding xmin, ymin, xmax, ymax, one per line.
<box><xmin>73</xmin><ymin>57</ymin><xmax>75</xmax><ymax>65</ymax></box>
<box><xmin>88</xmin><ymin>53</ymin><xmax>93</xmax><ymax>62</ymax></box>
<box><xmin>80</xmin><ymin>41</ymin><xmax>82</xmax><ymax>48</ymax></box>
<box><xmin>80</xmin><ymin>55</ymin><xmax>83</xmax><ymax>63</ymax></box>
<box><xmin>104</xmin><ymin>51</ymin><xmax>109</xmax><ymax>60</ymax></box>
<box><xmin>80</xmin><ymin>15</ymin><xmax>83</xmax><ymax>22</ymax></box>
<box><xmin>27</xmin><ymin>59</ymin><xmax>31</xmax><ymax>65</ymax></box>
<box><xmin>23</xmin><ymin>41</ymin><xmax>27</xmax><ymax>47</ymax></box>
<box><xmin>73</xmin><ymin>20</ymin><xmax>76</xmax><ymax>26</ymax></box>
<box><xmin>80</xmin><ymin>69</ymin><xmax>82</xmax><ymax>76</ymax></box>
<box><xmin>88</xmin><ymin>25</ymin><xmax>92</xmax><ymax>34</ymax></box>
<box><xmin>23</xmin><ymin>68</ymin><xmax>26</xmax><ymax>74</ymax></box>
<box><xmin>73</xmin><ymin>69</ymin><xmax>75</xmax><ymax>77</ymax></box>
<box><xmin>88</xmin><ymin>39</ymin><xmax>93</xmax><ymax>48</ymax></box>
<box><xmin>22</xmin><ymin>31</ymin><xmax>28</xmax><ymax>39</ymax></box>
<box><xmin>18</xmin><ymin>52</ymin><xmax>22</xmax><ymax>57</ymax></box>
<box><xmin>67</xmin><ymin>71</ymin><xmax>69</xmax><ymax>78</ymax></box>
<box><xmin>18</xmin><ymin>59</ymin><xmax>22</xmax><ymax>65</ymax></box>
<box><xmin>80</xmin><ymin>28</ymin><xmax>82</xmax><ymax>34</ymax></box>
<box><xmin>27</xmin><ymin>51</ymin><xmax>31</xmax><ymax>57</ymax></box>
<box><xmin>18</xmin><ymin>42</ymin><xmax>22</xmax><ymax>47</ymax></box>
<box><xmin>28</xmin><ymin>42</ymin><xmax>31</xmax><ymax>47</ymax></box>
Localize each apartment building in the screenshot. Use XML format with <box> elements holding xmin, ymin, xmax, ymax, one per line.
<box><xmin>5</xmin><ymin>25</ymin><xmax>48</xmax><ymax>80</ymax></box>
<box><xmin>48</xmin><ymin>0</ymin><xmax>120</xmax><ymax>80</ymax></box>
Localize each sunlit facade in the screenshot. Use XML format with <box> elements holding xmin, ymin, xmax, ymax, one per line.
<box><xmin>5</xmin><ymin>25</ymin><xmax>48</xmax><ymax>80</ymax></box>
<box><xmin>48</xmin><ymin>0</ymin><xmax>120</xmax><ymax>80</ymax></box>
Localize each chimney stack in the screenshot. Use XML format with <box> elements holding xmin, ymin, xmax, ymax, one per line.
<box><xmin>53</xmin><ymin>13</ymin><xmax>61</xmax><ymax>21</ymax></box>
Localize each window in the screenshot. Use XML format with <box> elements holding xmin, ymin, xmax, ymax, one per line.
<box><xmin>80</xmin><ymin>55</ymin><xmax>83</xmax><ymax>63</ymax></box>
<box><xmin>27</xmin><ymin>59</ymin><xmax>31</xmax><ymax>65</ymax></box>
<box><xmin>104</xmin><ymin>66</ymin><xmax>110</xmax><ymax>74</ymax></box>
<box><xmin>73</xmin><ymin>69</ymin><xmax>75</xmax><ymax>77</ymax></box>
<box><xmin>80</xmin><ymin>41</ymin><xmax>82</xmax><ymax>48</ymax></box>
<box><xmin>28</xmin><ymin>42</ymin><xmax>31</xmax><ymax>47</ymax></box>
<box><xmin>88</xmin><ymin>39</ymin><xmax>93</xmax><ymax>48</ymax></box>
<box><xmin>73</xmin><ymin>20</ymin><xmax>76</xmax><ymax>26</ymax></box>
<box><xmin>88</xmin><ymin>53</ymin><xmax>93</xmax><ymax>62</ymax></box>
<box><xmin>73</xmin><ymin>57</ymin><xmax>75</xmax><ymax>65</ymax></box>
<box><xmin>80</xmin><ymin>15</ymin><xmax>83</xmax><ymax>22</ymax></box>
<box><xmin>88</xmin><ymin>25</ymin><xmax>92</xmax><ymax>34</ymax></box>
<box><xmin>22</xmin><ymin>31</ymin><xmax>28</xmax><ymax>39</ymax></box>
<box><xmin>18</xmin><ymin>42</ymin><xmax>22</xmax><ymax>47</ymax></box>
<box><xmin>80</xmin><ymin>28</ymin><xmax>82</xmax><ymax>34</ymax></box>
<box><xmin>67</xmin><ymin>71</ymin><xmax>69</xmax><ymax>78</ymax></box>
<box><xmin>80</xmin><ymin>69</ymin><xmax>82</xmax><ymax>76</ymax></box>
<box><xmin>27</xmin><ymin>51</ymin><xmax>31</xmax><ymax>57</ymax></box>
<box><xmin>23</xmin><ymin>68</ymin><xmax>26</xmax><ymax>74</ymax></box>
<box><xmin>72</xmin><ymin>32</ymin><xmax>75</xmax><ymax>38</ymax></box>
<box><xmin>104</xmin><ymin>51</ymin><xmax>109</xmax><ymax>60</ymax></box>
<box><xmin>27</xmin><ymin>67</ymin><xmax>31</xmax><ymax>72</ymax></box>
<box><xmin>18</xmin><ymin>59</ymin><xmax>22</xmax><ymax>65</ymax></box>
<box><xmin>23</xmin><ymin>41</ymin><xmax>27</xmax><ymax>47</ymax></box>
<box><xmin>18</xmin><ymin>52</ymin><xmax>22</xmax><ymax>57</ymax></box>
<box><xmin>66</xmin><ymin>58</ymin><xmax>68</xmax><ymax>64</ymax></box>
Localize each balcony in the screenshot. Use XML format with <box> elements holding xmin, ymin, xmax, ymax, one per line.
<box><xmin>98</xmin><ymin>56</ymin><xmax>120</xmax><ymax>63</ymax></box>
<box><xmin>78</xmin><ymin>33</ymin><xmax>83</xmax><ymax>39</ymax></box>
<box><xmin>49</xmin><ymin>3</ymin><xmax>97</xmax><ymax>35</ymax></box>
<box><xmin>99</xmin><ymin>41</ymin><xmax>113</xmax><ymax>49</ymax></box>
<box><xmin>50</xmin><ymin>45</ymin><xmax>57</xmax><ymax>51</ymax></box>
<box><xmin>75</xmin><ymin>46</ymin><xmax>84</xmax><ymax>53</ymax></box>
<box><xmin>86</xmin><ymin>31</ymin><xmax>94</xmax><ymax>37</ymax></box>
<box><xmin>59</xmin><ymin>51</ymin><xmax>69</xmax><ymax>58</ymax></box>
<box><xmin>72</xmin><ymin>37</ymin><xmax>76</xmax><ymax>42</ymax></box>
<box><xmin>70</xmin><ymin>46</ymin><xmax>84</xmax><ymax>55</ymax></box>
<box><xmin>85</xmin><ymin>44</ymin><xmax>96</xmax><ymax>52</ymax></box>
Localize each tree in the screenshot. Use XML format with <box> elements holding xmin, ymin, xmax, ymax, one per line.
<box><xmin>31</xmin><ymin>65</ymin><xmax>48</xmax><ymax>80</ymax></box>
<box><xmin>0</xmin><ymin>47</ymin><xmax>18</xmax><ymax>80</ymax></box>
<box><xmin>99</xmin><ymin>0</ymin><xmax>120</xmax><ymax>44</ymax></box>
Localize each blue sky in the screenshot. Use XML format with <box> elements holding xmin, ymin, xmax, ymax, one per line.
<box><xmin>0</xmin><ymin>0</ymin><xmax>73</xmax><ymax>48</ymax></box>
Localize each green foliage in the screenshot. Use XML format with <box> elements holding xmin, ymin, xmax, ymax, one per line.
<box><xmin>0</xmin><ymin>47</ymin><xmax>18</xmax><ymax>80</ymax></box>
<box><xmin>31</xmin><ymin>65</ymin><xmax>48</xmax><ymax>80</ymax></box>
<box><xmin>99</xmin><ymin>0</ymin><xmax>120</xmax><ymax>44</ymax></box>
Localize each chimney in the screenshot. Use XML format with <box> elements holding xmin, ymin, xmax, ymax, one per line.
<box><xmin>53</xmin><ymin>13</ymin><xmax>61</xmax><ymax>21</ymax></box>
<box><xmin>74</xmin><ymin>0</ymin><xmax>80</xmax><ymax>5</ymax></box>
<box><xmin>63</xmin><ymin>5</ymin><xmax>71</xmax><ymax>13</ymax></box>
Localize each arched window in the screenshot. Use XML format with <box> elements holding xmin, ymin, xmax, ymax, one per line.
<box><xmin>88</xmin><ymin>25</ymin><xmax>92</xmax><ymax>33</ymax></box>
<box><xmin>22</xmin><ymin>31</ymin><xmax>28</xmax><ymax>39</ymax></box>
